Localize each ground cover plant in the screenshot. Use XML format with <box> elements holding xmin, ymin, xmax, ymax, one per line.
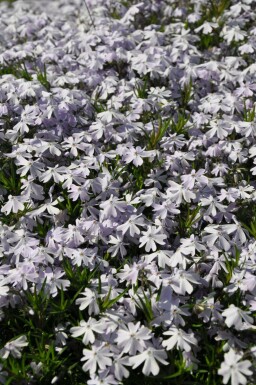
<box><xmin>0</xmin><ymin>0</ymin><xmax>255</xmax><ymax>384</ymax></box>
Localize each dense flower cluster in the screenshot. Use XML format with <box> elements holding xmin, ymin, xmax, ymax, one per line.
<box><xmin>0</xmin><ymin>0</ymin><xmax>255</xmax><ymax>384</ymax></box>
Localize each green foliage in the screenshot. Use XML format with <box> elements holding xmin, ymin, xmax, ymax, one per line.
<box><xmin>58</xmin><ymin>191</ymin><xmax>83</xmax><ymax>225</ymax></box>
<box><xmin>0</xmin><ymin>159</ymin><xmax>21</xmax><ymax>196</ymax></box>
<box><xmin>63</xmin><ymin>259</ymin><xmax>100</xmax><ymax>292</ymax></box>
<box><xmin>0</xmin><ymin>267</ymin><xmax>90</xmax><ymax>384</ymax></box>
<box><xmin>198</xmin><ymin>33</ymin><xmax>222</xmax><ymax>51</ymax></box>
<box><xmin>134</xmin><ymin>290</ymin><xmax>154</xmax><ymax>324</ymax></box>
<box><xmin>100</xmin><ymin>286</ymin><xmax>129</xmax><ymax>311</ymax></box>
<box><xmin>181</xmin><ymin>80</ymin><xmax>193</xmax><ymax>109</ymax></box>
<box><xmin>135</xmin><ymin>79</ymin><xmax>149</xmax><ymax>99</ymax></box>
<box><xmin>209</xmin><ymin>0</ymin><xmax>231</xmax><ymax>19</ymax></box>
<box><xmin>236</xmin><ymin>200</ymin><xmax>256</xmax><ymax>239</ymax></box>
<box><xmin>0</xmin><ymin>63</ymin><xmax>32</xmax><ymax>81</ymax></box>
<box><xmin>170</xmin><ymin>113</ymin><xmax>191</xmax><ymax>136</ymax></box>
<box><xmin>177</xmin><ymin>204</ymin><xmax>202</xmax><ymax>237</ymax></box>
<box><xmin>147</xmin><ymin>118</ymin><xmax>171</xmax><ymax>150</ymax></box>
<box><xmin>0</xmin><ymin>1</ymin><xmax>255</xmax><ymax>384</ymax></box>
<box><xmin>93</xmin><ymin>99</ymin><xmax>107</xmax><ymax>113</ymax></box>
<box><xmin>37</xmin><ymin>65</ymin><xmax>51</xmax><ymax>91</ymax></box>
<box><xmin>223</xmin><ymin>247</ymin><xmax>241</xmax><ymax>284</ymax></box>
<box><xmin>243</xmin><ymin>101</ymin><xmax>256</xmax><ymax>122</ymax></box>
<box><xmin>201</xmin><ymin>0</ymin><xmax>231</xmax><ymax>20</ymax></box>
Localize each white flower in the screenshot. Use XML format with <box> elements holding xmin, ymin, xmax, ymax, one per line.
<box><xmin>107</xmin><ymin>234</ymin><xmax>128</xmax><ymax>258</ymax></box>
<box><xmin>221</xmin><ymin>222</ymin><xmax>247</xmax><ymax>245</ymax></box>
<box><xmin>195</xmin><ymin>21</ymin><xmax>218</xmax><ymax>34</ymax></box>
<box><xmin>239</xmin><ymin>43</ymin><xmax>254</xmax><ymax>54</ymax></box>
<box><xmin>1</xmin><ymin>195</ymin><xmax>25</xmax><ymax>215</ymax></box>
<box><xmin>55</xmin><ymin>324</ymin><xmax>68</xmax><ymax>347</ymax></box>
<box><xmin>1</xmin><ymin>336</ymin><xmax>28</xmax><ymax>359</ymax></box>
<box><xmin>87</xmin><ymin>370</ymin><xmax>119</xmax><ymax>385</ymax></box>
<box><xmin>99</xmin><ymin>195</ymin><xmax>127</xmax><ymax>219</ymax></box>
<box><xmin>81</xmin><ymin>345</ymin><xmax>113</xmax><ymax>375</ymax></box>
<box><xmin>112</xmin><ymin>355</ymin><xmax>131</xmax><ymax>381</ymax></box>
<box><xmin>143</xmin><ymin>249</ymin><xmax>173</xmax><ymax>268</ymax></box>
<box><xmin>221</xmin><ymin>26</ymin><xmax>246</xmax><ymax>44</ymax></box>
<box><xmin>62</xmin><ymin>135</ymin><xmax>85</xmax><ymax>157</ymax></box>
<box><xmin>15</xmin><ymin>155</ymin><xmax>44</xmax><ymax>178</ymax></box>
<box><xmin>117</xmin><ymin>214</ymin><xmax>145</xmax><ymax>237</ymax></box>
<box><xmin>218</xmin><ymin>349</ymin><xmax>252</xmax><ymax>385</ymax></box>
<box><xmin>181</xmin><ymin>169</ymin><xmax>208</xmax><ymax>189</ymax></box>
<box><xmin>203</xmin><ymin>225</ymin><xmax>231</xmax><ymax>251</ymax></box>
<box><xmin>123</xmin><ymin>146</ymin><xmax>156</xmax><ymax>167</ymax></box>
<box><xmin>171</xmin><ymin>270</ymin><xmax>203</xmax><ymax>295</ymax></box>
<box><xmin>29</xmin><ymin>198</ymin><xmax>63</xmax><ymax>217</ymax></box>
<box><xmin>129</xmin><ymin>347</ymin><xmax>168</xmax><ymax>376</ymax></box>
<box><xmin>0</xmin><ymin>276</ymin><xmax>9</xmax><ymax>296</ymax></box>
<box><xmin>196</xmin><ymin>297</ymin><xmax>223</xmax><ymax>323</ymax></box>
<box><xmin>70</xmin><ymin>318</ymin><xmax>105</xmax><ymax>345</ymax></box>
<box><xmin>162</xmin><ymin>326</ymin><xmax>197</xmax><ymax>352</ymax></box>
<box><xmin>206</xmin><ymin>120</ymin><xmax>230</xmax><ymax>140</ymax></box>
<box><xmin>139</xmin><ymin>226</ymin><xmax>167</xmax><ymax>252</ymax></box>
<box><xmin>200</xmin><ymin>196</ymin><xmax>226</xmax><ymax>217</ymax></box>
<box><xmin>116</xmin><ymin>262</ymin><xmax>141</xmax><ymax>285</ymax></box>
<box><xmin>167</xmin><ymin>181</ymin><xmax>196</xmax><ymax>205</ymax></box>
<box><xmin>234</xmin><ymin>82</ymin><xmax>256</xmax><ymax>98</ymax></box>
<box><xmin>42</xmin><ymin>267</ymin><xmax>70</xmax><ymax>297</ymax></box>
<box><xmin>37</xmin><ymin>141</ymin><xmax>62</xmax><ymax>156</ymax></box>
<box><xmin>115</xmin><ymin>322</ymin><xmax>152</xmax><ymax>355</ymax></box>
<box><xmin>222</xmin><ymin>305</ymin><xmax>253</xmax><ymax>330</ymax></box>
<box><xmin>75</xmin><ymin>288</ymin><xmax>100</xmax><ymax>315</ymax></box>
<box><xmin>39</xmin><ymin>165</ymin><xmax>65</xmax><ymax>183</ymax></box>
<box><xmin>168</xmin><ymin>247</ymin><xmax>189</xmax><ymax>269</ymax></box>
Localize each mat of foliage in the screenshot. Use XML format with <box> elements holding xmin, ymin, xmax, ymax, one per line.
<box><xmin>0</xmin><ymin>0</ymin><xmax>255</xmax><ymax>384</ymax></box>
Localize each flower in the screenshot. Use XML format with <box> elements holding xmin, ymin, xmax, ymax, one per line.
<box><xmin>1</xmin><ymin>195</ymin><xmax>25</xmax><ymax>215</ymax></box>
<box><xmin>112</xmin><ymin>355</ymin><xmax>131</xmax><ymax>381</ymax></box>
<box><xmin>162</xmin><ymin>326</ymin><xmax>197</xmax><ymax>352</ymax></box>
<box><xmin>87</xmin><ymin>370</ymin><xmax>119</xmax><ymax>385</ymax></box>
<box><xmin>123</xmin><ymin>146</ymin><xmax>156</xmax><ymax>167</ymax></box>
<box><xmin>167</xmin><ymin>181</ymin><xmax>196</xmax><ymax>205</ymax></box>
<box><xmin>129</xmin><ymin>347</ymin><xmax>168</xmax><ymax>376</ymax></box>
<box><xmin>81</xmin><ymin>344</ymin><xmax>113</xmax><ymax>375</ymax></box>
<box><xmin>40</xmin><ymin>267</ymin><xmax>70</xmax><ymax>297</ymax></box>
<box><xmin>117</xmin><ymin>214</ymin><xmax>145</xmax><ymax>237</ymax></box>
<box><xmin>195</xmin><ymin>21</ymin><xmax>218</xmax><ymax>34</ymax></box>
<box><xmin>29</xmin><ymin>198</ymin><xmax>64</xmax><ymax>217</ymax></box>
<box><xmin>75</xmin><ymin>288</ymin><xmax>100</xmax><ymax>315</ymax></box>
<box><xmin>171</xmin><ymin>269</ymin><xmax>203</xmax><ymax>295</ymax></box>
<box><xmin>203</xmin><ymin>225</ymin><xmax>231</xmax><ymax>251</ymax></box>
<box><xmin>221</xmin><ymin>26</ymin><xmax>246</xmax><ymax>44</ymax></box>
<box><xmin>116</xmin><ymin>263</ymin><xmax>141</xmax><ymax>285</ymax></box>
<box><xmin>143</xmin><ymin>249</ymin><xmax>173</xmax><ymax>268</ymax></box>
<box><xmin>1</xmin><ymin>0</ymin><xmax>256</xmax><ymax>382</ymax></box>
<box><xmin>0</xmin><ymin>336</ymin><xmax>28</xmax><ymax>359</ymax></box>
<box><xmin>107</xmin><ymin>234</ymin><xmax>128</xmax><ymax>258</ymax></box>
<box><xmin>139</xmin><ymin>226</ymin><xmax>167</xmax><ymax>252</ymax></box>
<box><xmin>218</xmin><ymin>349</ymin><xmax>252</xmax><ymax>385</ymax></box>
<box><xmin>0</xmin><ymin>276</ymin><xmax>9</xmax><ymax>296</ymax></box>
<box><xmin>70</xmin><ymin>318</ymin><xmax>106</xmax><ymax>345</ymax></box>
<box><xmin>196</xmin><ymin>297</ymin><xmax>223</xmax><ymax>323</ymax></box>
<box><xmin>222</xmin><ymin>305</ymin><xmax>254</xmax><ymax>330</ymax></box>
<box><xmin>39</xmin><ymin>165</ymin><xmax>66</xmax><ymax>183</ymax></box>
<box><xmin>115</xmin><ymin>322</ymin><xmax>152</xmax><ymax>355</ymax></box>
<box><xmin>99</xmin><ymin>195</ymin><xmax>127</xmax><ymax>219</ymax></box>
<box><xmin>206</xmin><ymin>120</ymin><xmax>230</xmax><ymax>140</ymax></box>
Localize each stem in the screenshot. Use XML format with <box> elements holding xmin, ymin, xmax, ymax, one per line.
<box><xmin>83</xmin><ymin>0</ymin><xmax>95</xmax><ymax>28</ymax></box>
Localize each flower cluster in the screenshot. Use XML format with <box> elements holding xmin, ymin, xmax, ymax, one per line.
<box><xmin>0</xmin><ymin>0</ymin><xmax>255</xmax><ymax>384</ymax></box>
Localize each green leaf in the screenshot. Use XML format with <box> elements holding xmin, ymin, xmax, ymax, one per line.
<box><xmin>101</xmin><ymin>287</ymin><xmax>129</xmax><ymax>311</ymax></box>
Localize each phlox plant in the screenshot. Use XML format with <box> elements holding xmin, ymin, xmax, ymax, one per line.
<box><xmin>0</xmin><ymin>0</ymin><xmax>255</xmax><ymax>384</ymax></box>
